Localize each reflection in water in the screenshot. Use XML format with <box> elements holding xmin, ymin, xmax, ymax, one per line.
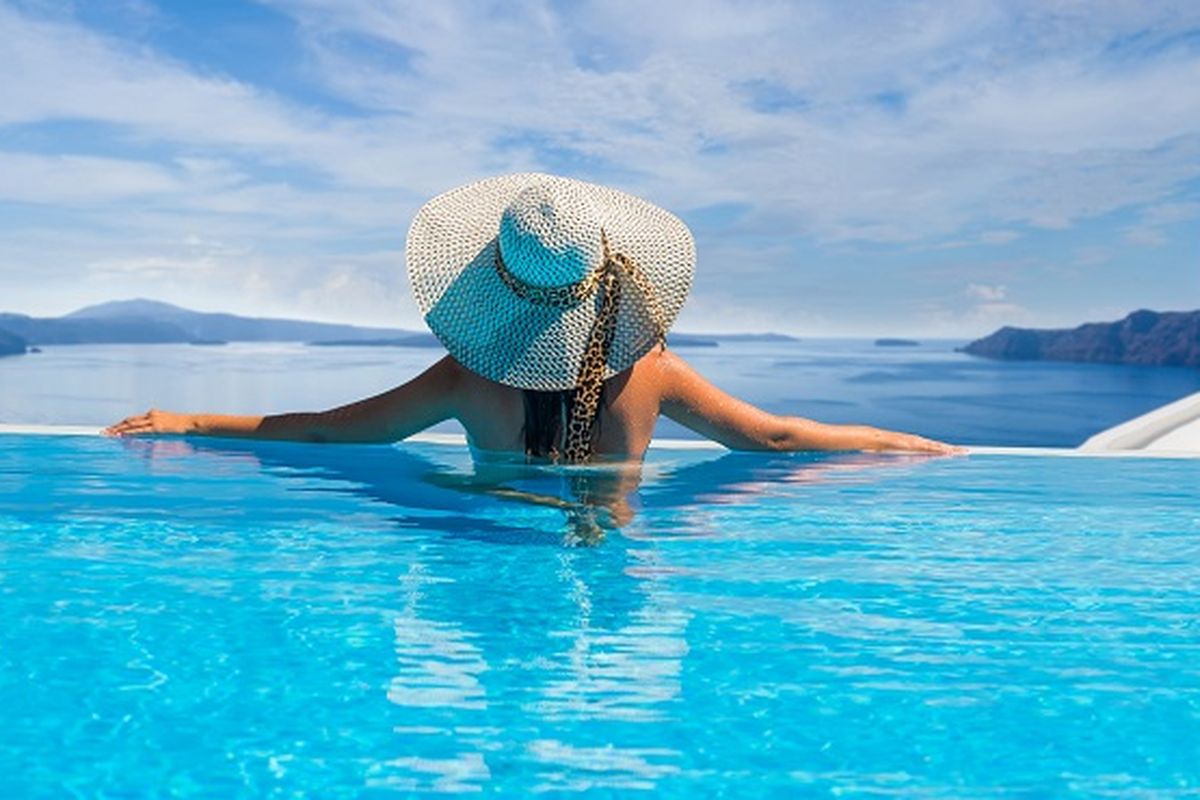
<box><xmin>368</xmin><ymin>560</ymin><xmax>496</xmax><ymax>793</ymax></box>
<box><xmin>116</xmin><ymin>436</ymin><xmax>941</xmax><ymax>543</ymax></box>
<box><xmin>654</xmin><ymin>450</ymin><xmax>945</xmax><ymax>506</ymax></box>
<box><xmin>108</xmin><ymin>436</ymin><xmax>941</xmax><ymax>791</ymax></box>
<box><xmin>113</xmin><ymin>437</ymin><xmax>699</xmax><ymax>790</ymax></box>
<box><xmin>527</xmin><ymin>739</ymin><xmax>682</xmax><ymax>792</ymax></box>
<box><xmin>375</xmin><ymin>543</ymin><xmax>694</xmax><ymax>792</ymax></box>
<box><xmin>118</xmin><ymin>436</ymin><xmax>650</xmax><ymax>545</ymax></box>
<box><xmin>427</xmin><ymin>459</ymin><xmax>647</xmax><ymax>545</ymax></box>
<box><xmin>387</xmin><ymin>559</ymin><xmax>488</xmax><ymax>711</ymax></box>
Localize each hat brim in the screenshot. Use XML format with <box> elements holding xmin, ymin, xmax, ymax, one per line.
<box><xmin>406</xmin><ymin>173</ymin><xmax>695</xmax><ymax>390</ymax></box>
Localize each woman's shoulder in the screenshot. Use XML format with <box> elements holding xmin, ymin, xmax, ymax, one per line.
<box><xmin>632</xmin><ymin>347</ymin><xmax>688</xmax><ymax>377</ymax></box>
<box><xmin>630</xmin><ymin>347</ymin><xmax>696</xmax><ymax>393</ymax></box>
<box><xmin>438</xmin><ymin>353</ymin><xmax>499</xmax><ymax>391</ymax></box>
<box><xmin>610</xmin><ymin>348</ymin><xmax>698</xmax><ymax>413</ymax></box>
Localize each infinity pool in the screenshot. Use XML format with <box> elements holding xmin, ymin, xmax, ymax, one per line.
<box><xmin>2</xmin><ymin>433</ymin><xmax>1198</xmax><ymax>796</ymax></box>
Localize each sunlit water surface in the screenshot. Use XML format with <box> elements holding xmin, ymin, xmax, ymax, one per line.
<box><xmin>2</xmin><ymin>434</ymin><xmax>1198</xmax><ymax>796</ymax></box>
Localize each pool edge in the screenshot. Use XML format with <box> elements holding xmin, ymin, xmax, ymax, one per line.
<box><xmin>0</xmin><ymin>424</ymin><xmax>725</xmax><ymax>452</ymax></box>
<box><xmin>3</xmin><ymin>424</ymin><xmax>1199</xmax><ymax>458</ymax></box>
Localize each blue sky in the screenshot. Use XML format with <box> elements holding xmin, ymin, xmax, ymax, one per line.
<box><xmin>0</xmin><ymin>0</ymin><xmax>1197</xmax><ymax>336</ymax></box>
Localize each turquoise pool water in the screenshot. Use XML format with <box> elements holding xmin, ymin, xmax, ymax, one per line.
<box><xmin>2</xmin><ymin>434</ymin><xmax>1199</xmax><ymax>796</ymax></box>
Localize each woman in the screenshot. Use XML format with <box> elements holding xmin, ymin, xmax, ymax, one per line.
<box><xmin>105</xmin><ymin>173</ymin><xmax>960</xmax><ymax>461</ymax></box>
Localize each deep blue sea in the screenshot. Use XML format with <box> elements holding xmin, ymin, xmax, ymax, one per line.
<box><xmin>2</xmin><ymin>339</ymin><xmax>1198</xmax><ymax>446</ymax></box>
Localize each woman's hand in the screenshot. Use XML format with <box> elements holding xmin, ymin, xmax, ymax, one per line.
<box><xmin>104</xmin><ymin>409</ymin><xmax>194</xmax><ymax>437</ymax></box>
<box><xmin>872</xmin><ymin>429</ymin><xmax>966</xmax><ymax>455</ymax></box>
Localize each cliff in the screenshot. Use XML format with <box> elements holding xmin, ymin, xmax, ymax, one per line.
<box><xmin>0</xmin><ymin>327</ymin><xmax>27</xmax><ymax>357</ymax></box>
<box><xmin>962</xmin><ymin>310</ymin><xmax>1200</xmax><ymax>367</ymax></box>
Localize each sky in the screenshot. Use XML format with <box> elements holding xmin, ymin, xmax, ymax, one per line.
<box><xmin>0</xmin><ymin>0</ymin><xmax>1197</xmax><ymax>337</ymax></box>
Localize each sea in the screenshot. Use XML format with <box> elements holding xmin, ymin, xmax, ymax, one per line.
<box><xmin>2</xmin><ymin>339</ymin><xmax>1198</xmax><ymax>447</ymax></box>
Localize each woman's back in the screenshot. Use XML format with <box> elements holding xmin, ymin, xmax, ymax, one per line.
<box><xmin>451</xmin><ymin>348</ymin><xmax>960</xmax><ymax>459</ymax></box>
<box><xmin>452</xmin><ymin>349</ymin><xmax>665</xmax><ymax>459</ymax></box>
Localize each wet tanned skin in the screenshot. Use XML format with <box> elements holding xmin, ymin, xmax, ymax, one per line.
<box><xmin>104</xmin><ymin>350</ymin><xmax>963</xmax><ymax>458</ymax></box>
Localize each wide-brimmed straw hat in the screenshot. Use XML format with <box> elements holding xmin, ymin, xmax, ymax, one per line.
<box><xmin>405</xmin><ymin>173</ymin><xmax>696</xmax><ymax>393</ymax></box>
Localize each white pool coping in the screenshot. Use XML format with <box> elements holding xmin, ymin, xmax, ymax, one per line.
<box><xmin>1080</xmin><ymin>390</ymin><xmax>1200</xmax><ymax>453</ymax></box>
<box><xmin>965</xmin><ymin>445</ymin><xmax>1200</xmax><ymax>459</ymax></box>
<box><xmin>0</xmin><ymin>424</ymin><xmax>103</xmax><ymax>437</ymax></box>
<box><xmin>3</xmin><ymin>424</ymin><xmax>1199</xmax><ymax>458</ymax></box>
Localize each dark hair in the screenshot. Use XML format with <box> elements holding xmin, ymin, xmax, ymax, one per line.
<box><xmin>522</xmin><ymin>385</ymin><xmax>606</xmax><ymax>460</ymax></box>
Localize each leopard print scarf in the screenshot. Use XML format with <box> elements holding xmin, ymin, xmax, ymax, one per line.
<box><xmin>495</xmin><ymin>231</ymin><xmax>667</xmax><ymax>463</ymax></box>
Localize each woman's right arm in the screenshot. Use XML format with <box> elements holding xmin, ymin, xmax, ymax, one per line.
<box><xmin>657</xmin><ymin>351</ymin><xmax>962</xmax><ymax>454</ymax></box>
<box><xmin>104</xmin><ymin>355</ymin><xmax>462</xmax><ymax>444</ymax></box>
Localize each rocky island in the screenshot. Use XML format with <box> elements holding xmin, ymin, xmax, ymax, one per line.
<box><xmin>962</xmin><ymin>309</ymin><xmax>1200</xmax><ymax>367</ymax></box>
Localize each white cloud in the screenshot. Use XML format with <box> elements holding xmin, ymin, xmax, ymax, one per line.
<box><xmin>1073</xmin><ymin>246</ymin><xmax>1113</xmax><ymax>267</ymax></box>
<box><xmin>257</xmin><ymin>0</ymin><xmax>1200</xmax><ymax>242</ymax></box>
<box><xmin>1122</xmin><ymin>226</ymin><xmax>1168</xmax><ymax>247</ymax></box>
<box><xmin>0</xmin><ymin>152</ymin><xmax>180</xmax><ymax>203</ymax></box>
<box><xmin>1139</xmin><ymin>201</ymin><xmax>1200</xmax><ymax>226</ymax></box>
<box><xmin>917</xmin><ymin>295</ymin><xmax>1039</xmax><ymax>338</ymax></box>
<box><xmin>293</xmin><ymin>253</ymin><xmax>417</xmax><ymax>326</ymax></box>
<box><xmin>1</xmin><ymin>0</ymin><xmax>1199</xmax><ymax>331</ymax></box>
<box><xmin>971</xmin><ymin>301</ymin><xmax>1031</xmax><ymax>325</ymax></box>
<box><xmin>86</xmin><ymin>254</ymin><xmax>219</xmax><ymax>279</ymax></box>
<box><xmin>1119</xmin><ymin>201</ymin><xmax>1200</xmax><ymax>247</ymax></box>
<box><xmin>966</xmin><ymin>283</ymin><xmax>1008</xmax><ymax>302</ymax></box>
<box><xmin>979</xmin><ymin>230</ymin><xmax>1020</xmax><ymax>245</ymax></box>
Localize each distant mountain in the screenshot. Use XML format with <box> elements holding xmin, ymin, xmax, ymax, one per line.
<box><xmin>702</xmin><ymin>332</ymin><xmax>798</xmax><ymax>342</ymax></box>
<box><xmin>65</xmin><ymin>298</ymin><xmax>198</xmax><ymax>320</ymax></box>
<box><xmin>0</xmin><ymin>298</ymin><xmax>418</xmax><ymax>345</ymax></box>
<box><xmin>962</xmin><ymin>309</ymin><xmax>1200</xmax><ymax>367</ymax></box>
<box><xmin>0</xmin><ymin>328</ymin><xmax>27</xmax><ymax>357</ymax></box>
<box><xmin>668</xmin><ymin>334</ymin><xmax>718</xmax><ymax>347</ymax></box>
<box><xmin>310</xmin><ymin>334</ymin><xmax>443</xmax><ymax>348</ymax></box>
<box><xmin>875</xmin><ymin>338</ymin><xmax>919</xmax><ymax>347</ymax></box>
<box><xmin>0</xmin><ymin>298</ymin><xmax>801</xmax><ymax>349</ymax></box>
<box><xmin>0</xmin><ymin>312</ymin><xmax>194</xmax><ymax>345</ymax></box>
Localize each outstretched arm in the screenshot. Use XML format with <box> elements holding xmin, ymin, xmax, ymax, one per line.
<box><xmin>658</xmin><ymin>351</ymin><xmax>961</xmax><ymax>454</ymax></box>
<box><xmin>104</xmin><ymin>355</ymin><xmax>461</xmax><ymax>444</ymax></box>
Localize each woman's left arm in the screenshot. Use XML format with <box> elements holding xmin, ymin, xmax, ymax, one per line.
<box><xmin>104</xmin><ymin>355</ymin><xmax>462</xmax><ymax>444</ymax></box>
<box><xmin>657</xmin><ymin>351</ymin><xmax>962</xmax><ymax>454</ymax></box>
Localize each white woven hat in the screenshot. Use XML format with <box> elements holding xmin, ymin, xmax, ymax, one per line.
<box><xmin>406</xmin><ymin>173</ymin><xmax>696</xmax><ymax>391</ymax></box>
